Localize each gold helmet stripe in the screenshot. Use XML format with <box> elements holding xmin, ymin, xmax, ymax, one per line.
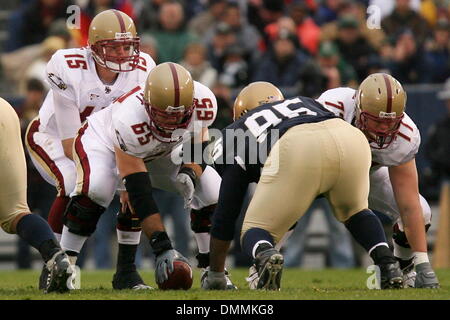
<box><xmin>112</xmin><ymin>9</ymin><xmax>126</xmax><ymax>33</ymax></box>
<box><xmin>382</xmin><ymin>73</ymin><xmax>393</xmax><ymax>113</ymax></box>
<box><xmin>168</xmin><ymin>62</ymin><xmax>180</xmax><ymax>107</ymax></box>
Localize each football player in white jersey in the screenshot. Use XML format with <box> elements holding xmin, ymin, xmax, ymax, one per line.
<box><xmin>25</xmin><ymin>9</ymin><xmax>156</xmax><ymax>290</ymax></box>
<box><xmin>316</xmin><ymin>73</ymin><xmax>439</xmax><ymax>288</ymax></box>
<box><xmin>57</xmin><ymin>62</ymin><xmax>234</xmax><ymax>290</ymax></box>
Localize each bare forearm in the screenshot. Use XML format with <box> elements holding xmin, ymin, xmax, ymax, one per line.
<box><xmin>141</xmin><ymin>213</ymin><xmax>166</xmax><ymax>239</ymax></box>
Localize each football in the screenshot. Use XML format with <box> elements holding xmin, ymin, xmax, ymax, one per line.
<box><xmin>157</xmin><ymin>260</ymin><xmax>193</xmax><ymax>290</ymax></box>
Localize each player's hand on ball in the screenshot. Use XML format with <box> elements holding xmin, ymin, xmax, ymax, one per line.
<box><xmin>155</xmin><ymin>249</ymin><xmax>190</xmax><ymax>284</ymax></box>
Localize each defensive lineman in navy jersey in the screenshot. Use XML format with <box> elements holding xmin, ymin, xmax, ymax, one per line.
<box><xmin>212</xmin><ymin>94</ymin><xmax>337</xmax><ymax>181</ymax></box>
<box><xmin>201</xmin><ymin>82</ymin><xmax>403</xmax><ymax>291</ymax></box>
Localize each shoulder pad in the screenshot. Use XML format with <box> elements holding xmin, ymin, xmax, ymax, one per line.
<box><xmin>45</xmin><ymin>48</ymin><xmax>89</xmax><ymax>99</ymax></box>
<box><xmin>316</xmin><ymin>87</ymin><xmax>356</xmax><ymax>123</ymax></box>
<box><xmin>112</xmin><ymin>87</ymin><xmax>151</xmax><ymax>158</ymax></box>
<box><xmin>192</xmin><ymin>81</ymin><xmax>218</xmax><ymax>128</ymax></box>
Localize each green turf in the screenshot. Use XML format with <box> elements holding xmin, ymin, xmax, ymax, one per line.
<box><xmin>0</xmin><ymin>268</ymin><xmax>449</xmax><ymax>300</ymax></box>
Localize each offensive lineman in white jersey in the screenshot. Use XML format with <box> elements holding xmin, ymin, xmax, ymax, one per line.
<box><xmin>25</xmin><ymin>9</ymin><xmax>156</xmax><ymax>290</ymax></box>
<box><xmin>58</xmin><ymin>62</ymin><xmax>235</xmax><ymax>290</ymax></box>
<box><xmin>316</xmin><ymin>73</ymin><xmax>439</xmax><ymax>288</ymax></box>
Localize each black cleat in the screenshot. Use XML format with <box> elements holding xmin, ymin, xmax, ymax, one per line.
<box><xmin>378</xmin><ymin>261</ymin><xmax>403</xmax><ymax>289</ymax></box>
<box><xmin>45</xmin><ymin>250</ymin><xmax>72</xmax><ymax>293</ymax></box>
<box><xmin>38</xmin><ymin>264</ymin><xmax>49</xmax><ymax>290</ymax></box>
<box><xmin>112</xmin><ymin>270</ymin><xmax>153</xmax><ymax>290</ymax></box>
<box><xmin>255</xmin><ymin>248</ymin><xmax>284</xmax><ymax>291</ymax></box>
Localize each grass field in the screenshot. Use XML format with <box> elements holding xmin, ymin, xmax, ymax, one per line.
<box><xmin>0</xmin><ymin>268</ymin><xmax>449</xmax><ymax>300</ymax></box>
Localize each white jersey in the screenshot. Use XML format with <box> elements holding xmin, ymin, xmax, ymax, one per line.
<box><xmin>317</xmin><ymin>87</ymin><xmax>421</xmax><ymax>168</ymax></box>
<box><xmin>39</xmin><ymin>47</ymin><xmax>155</xmax><ymax>137</ymax></box>
<box><xmin>87</xmin><ymin>81</ymin><xmax>218</xmax><ymax>162</ymax></box>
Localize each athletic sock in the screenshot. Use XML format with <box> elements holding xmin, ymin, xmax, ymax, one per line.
<box><xmin>16</xmin><ymin>214</ymin><xmax>60</xmax><ymax>262</ymax></box>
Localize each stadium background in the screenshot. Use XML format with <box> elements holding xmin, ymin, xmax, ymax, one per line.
<box><xmin>0</xmin><ymin>0</ymin><xmax>448</xmax><ymax>274</ymax></box>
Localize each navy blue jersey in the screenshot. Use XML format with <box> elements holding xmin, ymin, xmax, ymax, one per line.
<box><xmin>210</xmin><ymin>96</ymin><xmax>338</xmax><ymax>241</ymax></box>
<box><xmin>212</xmin><ymin>96</ymin><xmax>337</xmax><ymax>181</ymax></box>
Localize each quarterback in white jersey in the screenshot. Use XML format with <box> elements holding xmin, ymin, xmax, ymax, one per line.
<box><xmin>25</xmin><ymin>9</ymin><xmax>156</xmax><ymax>291</ymax></box>
<box><xmin>316</xmin><ymin>73</ymin><xmax>439</xmax><ymax>288</ymax></box>
<box><xmin>59</xmin><ymin>63</ymin><xmax>234</xmax><ymax>290</ymax></box>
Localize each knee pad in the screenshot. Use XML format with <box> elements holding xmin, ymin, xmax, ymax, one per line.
<box><xmin>392</xmin><ymin>222</ymin><xmax>431</xmax><ymax>248</ymax></box>
<box><xmin>63</xmin><ymin>195</ymin><xmax>105</xmax><ymax>236</ymax></box>
<box><xmin>116</xmin><ymin>206</ymin><xmax>142</xmax><ymax>232</ymax></box>
<box><xmin>190</xmin><ymin>204</ymin><xmax>215</xmax><ymax>233</ymax></box>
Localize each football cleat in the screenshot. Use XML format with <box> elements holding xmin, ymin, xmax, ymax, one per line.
<box><xmin>403</xmin><ymin>270</ymin><xmax>417</xmax><ymax>288</ymax></box>
<box><xmin>200</xmin><ymin>267</ymin><xmax>238</xmax><ymax>290</ymax></box>
<box><xmin>246</xmin><ymin>264</ymin><xmax>259</xmax><ymax>290</ymax></box>
<box><xmin>397</xmin><ymin>258</ymin><xmax>415</xmax><ymax>288</ymax></box>
<box><xmin>45</xmin><ymin>250</ymin><xmax>72</xmax><ymax>293</ymax></box>
<box><xmin>38</xmin><ymin>264</ymin><xmax>49</xmax><ymax>290</ymax></box>
<box><xmin>112</xmin><ymin>270</ymin><xmax>153</xmax><ymax>290</ymax></box>
<box><xmin>414</xmin><ymin>262</ymin><xmax>440</xmax><ymax>289</ymax></box>
<box><xmin>254</xmin><ymin>248</ymin><xmax>284</xmax><ymax>291</ymax></box>
<box><xmin>201</xmin><ymin>268</ymin><xmax>226</xmax><ymax>290</ymax></box>
<box><xmin>378</xmin><ymin>260</ymin><xmax>403</xmax><ymax>289</ymax></box>
<box><xmin>224</xmin><ymin>269</ymin><xmax>238</xmax><ymax>290</ymax></box>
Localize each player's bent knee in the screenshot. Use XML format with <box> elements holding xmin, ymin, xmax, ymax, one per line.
<box><xmin>1</xmin><ymin>211</ymin><xmax>29</xmax><ymax>234</ymax></box>
<box><xmin>190</xmin><ymin>204</ymin><xmax>215</xmax><ymax>233</ymax></box>
<box><xmin>63</xmin><ymin>195</ymin><xmax>105</xmax><ymax>236</ymax></box>
<box><xmin>61</xmin><ymin>171</ymin><xmax>77</xmax><ymax>197</ymax></box>
<box><xmin>420</xmin><ymin>196</ymin><xmax>432</xmax><ymax>225</ymax></box>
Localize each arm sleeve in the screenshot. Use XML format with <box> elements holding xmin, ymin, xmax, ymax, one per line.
<box><xmin>210</xmin><ymin>164</ymin><xmax>250</xmax><ymax>241</ymax></box>
<box><xmin>193</xmin><ymin>82</ymin><xmax>218</xmax><ymax>128</ymax></box>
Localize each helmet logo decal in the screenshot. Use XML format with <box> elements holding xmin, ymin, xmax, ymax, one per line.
<box><xmin>378</xmin><ymin>111</ymin><xmax>396</xmax><ymax>118</ymax></box>
<box><xmin>165</xmin><ymin>105</ymin><xmax>186</xmax><ymax>112</ymax></box>
<box><xmin>115</xmin><ymin>32</ymin><xmax>132</xmax><ymax>39</ymax></box>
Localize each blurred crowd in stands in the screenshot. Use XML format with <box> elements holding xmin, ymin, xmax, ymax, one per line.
<box><xmin>0</xmin><ymin>0</ymin><xmax>449</xmax><ymax>270</ymax></box>
<box><xmin>3</xmin><ymin>0</ymin><xmax>450</xmax><ymax>96</ymax></box>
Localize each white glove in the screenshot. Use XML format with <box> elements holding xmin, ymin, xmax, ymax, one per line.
<box><xmin>175</xmin><ymin>172</ymin><xmax>195</xmax><ymax>208</ymax></box>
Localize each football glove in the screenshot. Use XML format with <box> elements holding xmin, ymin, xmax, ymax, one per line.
<box><xmin>155</xmin><ymin>249</ymin><xmax>190</xmax><ymax>284</ymax></box>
